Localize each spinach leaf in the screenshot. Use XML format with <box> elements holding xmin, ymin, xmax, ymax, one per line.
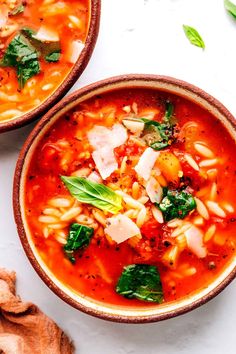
<box><xmin>10</xmin><ymin>4</ymin><xmax>25</xmax><ymax>16</ymax></box>
<box><xmin>224</xmin><ymin>0</ymin><xmax>236</xmax><ymax>19</ymax></box>
<box><xmin>141</xmin><ymin>102</ymin><xmax>176</xmax><ymax>150</ymax></box>
<box><xmin>61</xmin><ymin>176</ymin><xmax>123</xmax><ymax>214</ymax></box>
<box><xmin>158</xmin><ymin>189</ymin><xmax>196</xmax><ymax>221</ymax></box>
<box><xmin>0</xmin><ymin>34</ymin><xmax>40</xmax><ymax>89</ymax></box>
<box><xmin>183</xmin><ymin>25</ymin><xmax>205</xmax><ymax>49</ymax></box>
<box><xmin>116</xmin><ymin>264</ymin><xmax>163</xmax><ymax>303</ymax></box>
<box><xmin>0</xmin><ymin>26</ymin><xmax>61</xmax><ymax>88</ymax></box>
<box><xmin>64</xmin><ymin>223</ymin><xmax>94</xmax><ymax>263</ymax></box>
<box><xmin>45</xmin><ymin>51</ymin><xmax>61</xmax><ymax>62</ymax></box>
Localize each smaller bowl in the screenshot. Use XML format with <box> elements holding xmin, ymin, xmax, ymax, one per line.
<box><xmin>13</xmin><ymin>75</ymin><xmax>236</xmax><ymax>323</ymax></box>
<box><xmin>0</xmin><ymin>0</ymin><xmax>100</xmax><ymax>133</ymax></box>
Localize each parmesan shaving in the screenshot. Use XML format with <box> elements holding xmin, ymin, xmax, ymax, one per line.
<box><xmin>146</xmin><ymin>177</ymin><xmax>163</xmax><ymax>203</ymax></box>
<box><xmin>134</xmin><ymin>147</ymin><xmax>160</xmax><ymax>181</ymax></box>
<box><xmin>88</xmin><ymin>124</ymin><xmax>128</xmax><ymax>179</ymax></box>
<box><xmin>69</xmin><ymin>40</ymin><xmax>84</xmax><ymax>64</ymax></box>
<box><xmin>92</xmin><ymin>148</ymin><xmax>118</xmax><ymax>180</ymax></box>
<box><xmin>33</xmin><ymin>25</ymin><xmax>59</xmax><ymax>42</ymax></box>
<box><xmin>105</xmin><ymin>214</ymin><xmax>141</xmax><ymax>244</ymax></box>
<box><xmin>185</xmin><ymin>226</ymin><xmax>207</xmax><ymax>258</ymax></box>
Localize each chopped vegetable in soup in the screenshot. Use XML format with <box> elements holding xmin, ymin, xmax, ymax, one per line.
<box><xmin>0</xmin><ymin>0</ymin><xmax>90</xmax><ymax>122</ymax></box>
<box><xmin>25</xmin><ymin>89</ymin><xmax>236</xmax><ymax>306</ymax></box>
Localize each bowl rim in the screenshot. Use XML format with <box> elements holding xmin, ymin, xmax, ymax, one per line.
<box><xmin>0</xmin><ymin>0</ymin><xmax>101</xmax><ymax>134</ymax></box>
<box><xmin>13</xmin><ymin>74</ymin><xmax>236</xmax><ymax>323</ymax></box>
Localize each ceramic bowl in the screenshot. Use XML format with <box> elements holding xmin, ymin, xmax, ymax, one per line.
<box><xmin>0</xmin><ymin>0</ymin><xmax>101</xmax><ymax>133</ymax></box>
<box><xmin>13</xmin><ymin>75</ymin><xmax>236</xmax><ymax>323</ymax></box>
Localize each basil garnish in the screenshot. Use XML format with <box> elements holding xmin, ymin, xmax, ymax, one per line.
<box><xmin>61</xmin><ymin>176</ymin><xmax>122</xmax><ymax>214</ymax></box>
<box><xmin>0</xmin><ymin>34</ymin><xmax>40</xmax><ymax>89</ymax></box>
<box><xmin>224</xmin><ymin>0</ymin><xmax>236</xmax><ymax>19</ymax></box>
<box><xmin>0</xmin><ymin>27</ymin><xmax>61</xmax><ymax>88</ymax></box>
<box><xmin>183</xmin><ymin>25</ymin><xmax>205</xmax><ymax>49</ymax></box>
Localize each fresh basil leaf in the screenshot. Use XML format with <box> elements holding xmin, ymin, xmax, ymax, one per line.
<box><xmin>116</xmin><ymin>264</ymin><xmax>163</xmax><ymax>303</ymax></box>
<box><xmin>10</xmin><ymin>4</ymin><xmax>25</xmax><ymax>16</ymax></box>
<box><xmin>64</xmin><ymin>223</ymin><xmax>94</xmax><ymax>263</ymax></box>
<box><xmin>0</xmin><ymin>34</ymin><xmax>40</xmax><ymax>89</ymax></box>
<box><xmin>45</xmin><ymin>51</ymin><xmax>61</xmax><ymax>62</ymax></box>
<box><xmin>158</xmin><ymin>189</ymin><xmax>196</xmax><ymax>222</ymax></box>
<box><xmin>141</xmin><ymin>101</ymin><xmax>176</xmax><ymax>150</ymax></box>
<box><xmin>61</xmin><ymin>176</ymin><xmax>123</xmax><ymax>214</ymax></box>
<box><xmin>224</xmin><ymin>0</ymin><xmax>236</xmax><ymax>19</ymax></box>
<box><xmin>183</xmin><ymin>25</ymin><xmax>205</xmax><ymax>49</ymax></box>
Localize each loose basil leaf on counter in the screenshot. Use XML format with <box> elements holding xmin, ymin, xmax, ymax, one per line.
<box><xmin>61</xmin><ymin>176</ymin><xmax>123</xmax><ymax>214</ymax></box>
<box><xmin>158</xmin><ymin>188</ymin><xmax>196</xmax><ymax>222</ymax></box>
<box><xmin>141</xmin><ymin>102</ymin><xmax>176</xmax><ymax>150</ymax></box>
<box><xmin>0</xmin><ymin>34</ymin><xmax>40</xmax><ymax>89</ymax></box>
<box><xmin>10</xmin><ymin>4</ymin><xmax>25</xmax><ymax>16</ymax></box>
<box><xmin>224</xmin><ymin>0</ymin><xmax>236</xmax><ymax>19</ymax></box>
<box><xmin>64</xmin><ymin>223</ymin><xmax>94</xmax><ymax>264</ymax></box>
<box><xmin>116</xmin><ymin>264</ymin><xmax>163</xmax><ymax>303</ymax></box>
<box><xmin>183</xmin><ymin>25</ymin><xmax>205</xmax><ymax>49</ymax></box>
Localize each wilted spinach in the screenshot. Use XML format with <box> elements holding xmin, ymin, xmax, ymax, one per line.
<box><xmin>0</xmin><ymin>27</ymin><xmax>61</xmax><ymax>88</ymax></box>
<box><xmin>0</xmin><ymin>34</ymin><xmax>40</xmax><ymax>89</ymax></box>
<box><xmin>141</xmin><ymin>102</ymin><xmax>177</xmax><ymax>150</ymax></box>
<box><xmin>158</xmin><ymin>188</ymin><xmax>196</xmax><ymax>222</ymax></box>
<box><xmin>116</xmin><ymin>264</ymin><xmax>163</xmax><ymax>303</ymax></box>
<box><xmin>64</xmin><ymin>223</ymin><xmax>94</xmax><ymax>264</ymax></box>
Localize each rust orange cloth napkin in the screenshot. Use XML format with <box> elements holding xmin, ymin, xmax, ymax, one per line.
<box><xmin>0</xmin><ymin>268</ymin><xmax>74</xmax><ymax>354</ymax></box>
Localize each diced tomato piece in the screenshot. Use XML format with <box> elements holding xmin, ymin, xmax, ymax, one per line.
<box><xmin>114</xmin><ymin>141</ymin><xmax>144</xmax><ymax>164</ymax></box>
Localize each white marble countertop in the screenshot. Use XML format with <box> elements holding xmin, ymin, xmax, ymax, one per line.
<box><xmin>0</xmin><ymin>0</ymin><xmax>235</xmax><ymax>353</ymax></box>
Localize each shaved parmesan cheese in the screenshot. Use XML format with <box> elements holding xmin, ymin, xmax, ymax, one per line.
<box><xmin>88</xmin><ymin>124</ymin><xmax>128</xmax><ymax>179</ymax></box>
<box><xmin>88</xmin><ymin>126</ymin><xmax>109</xmax><ymax>150</ymax></box>
<box><xmin>111</xmin><ymin>124</ymin><xmax>128</xmax><ymax>147</ymax></box>
<box><xmin>88</xmin><ymin>124</ymin><xmax>127</xmax><ymax>150</ymax></box>
<box><xmin>185</xmin><ymin>226</ymin><xmax>207</xmax><ymax>258</ymax></box>
<box><xmin>105</xmin><ymin>214</ymin><xmax>140</xmax><ymax>244</ymax></box>
<box><xmin>92</xmin><ymin>147</ymin><xmax>118</xmax><ymax>180</ymax></box>
<box><xmin>87</xmin><ymin>171</ymin><xmax>102</xmax><ymax>184</ymax></box>
<box><xmin>122</xmin><ymin>119</ymin><xmax>144</xmax><ymax>135</ymax></box>
<box><xmin>134</xmin><ymin>147</ymin><xmax>160</xmax><ymax>181</ymax></box>
<box><xmin>69</xmin><ymin>40</ymin><xmax>84</xmax><ymax>64</ymax></box>
<box><xmin>146</xmin><ymin>177</ymin><xmax>163</xmax><ymax>203</ymax></box>
<box><xmin>33</xmin><ymin>25</ymin><xmax>59</xmax><ymax>42</ymax></box>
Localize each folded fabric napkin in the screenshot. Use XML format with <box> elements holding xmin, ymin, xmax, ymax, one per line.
<box><xmin>0</xmin><ymin>268</ymin><xmax>74</xmax><ymax>354</ymax></box>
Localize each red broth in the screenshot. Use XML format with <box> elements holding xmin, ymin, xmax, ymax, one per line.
<box><xmin>0</xmin><ymin>0</ymin><xmax>90</xmax><ymax>122</ymax></box>
<box><xmin>24</xmin><ymin>89</ymin><xmax>236</xmax><ymax>306</ymax></box>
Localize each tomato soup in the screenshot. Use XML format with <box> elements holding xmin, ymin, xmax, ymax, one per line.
<box><xmin>24</xmin><ymin>88</ymin><xmax>236</xmax><ymax>307</ymax></box>
<box><xmin>0</xmin><ymin>0</ymin><xmax>90</xmax><ymax>122</ymax></box>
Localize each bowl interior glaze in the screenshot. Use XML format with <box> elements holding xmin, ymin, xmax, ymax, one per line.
<box><xmin>13</xmin><ymin>75</ymin><xmax>236</xmax><ymax>323</ymax></box>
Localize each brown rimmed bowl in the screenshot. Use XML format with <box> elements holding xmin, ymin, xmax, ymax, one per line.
<box><xmin>13</xmin><ymin>74</ymin><xmax>236</xmax><ymax>323</ymax></box>
<box><xmin>0</xmin><ymin>0</ymin><xmax>101</xmax><ymax>134</ymax></box>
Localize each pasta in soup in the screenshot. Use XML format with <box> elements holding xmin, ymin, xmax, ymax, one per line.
<box><xmin>0</xmin><ymin>0</ymin><xmax>90</xmax><ymax>122</ymax></box>
<box><xmin>25</xmin><ymin>88</ymin><xmax>236</xmax><ymax>306</ymax></box>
